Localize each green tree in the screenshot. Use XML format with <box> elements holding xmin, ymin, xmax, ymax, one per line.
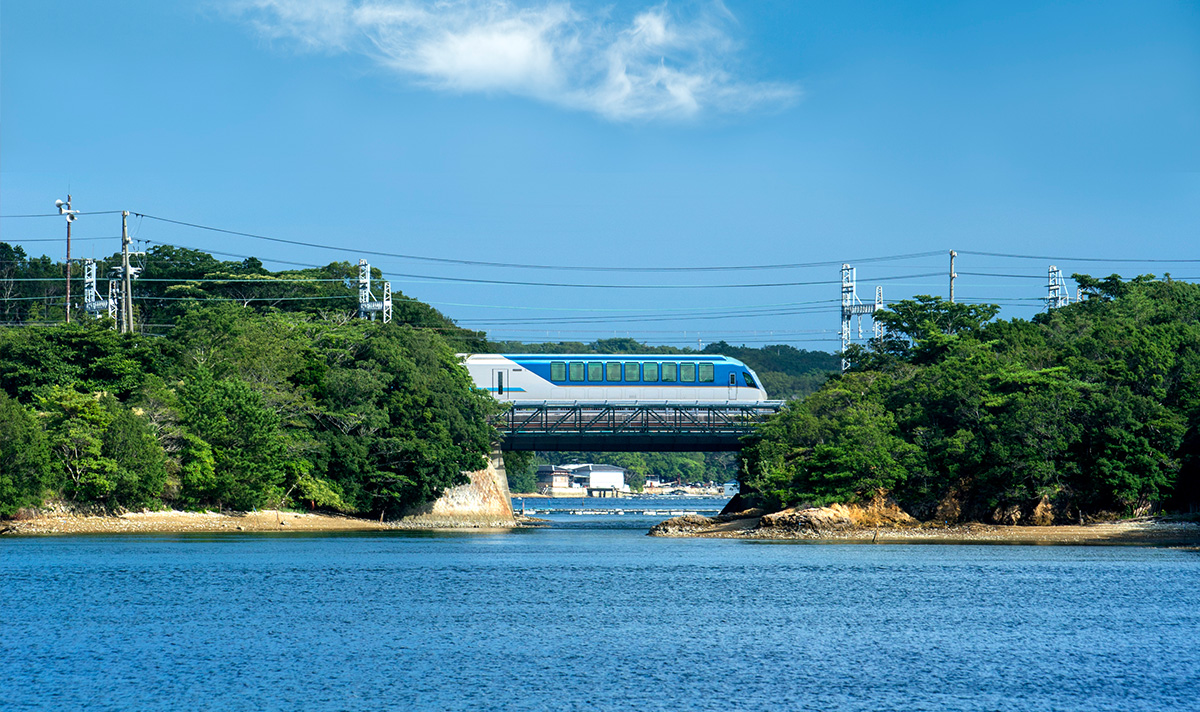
<box><xmin>0</xmin><ymin>391</ymin><xmax>52</xmax><ymax>515</ymax></box>
<box><xmin>178</xmin><ymin>368</ymin><xmax>291</xmax><ymax>509</ymax></box>
<box><xmin>99</xmin><ymin>396</ymin><xmax>169</xmax><ymax>509</ymax></box>
<box><xmin>38</xmin><ymin>386</ymin><xmax>120</xmax><ymax>503</ymax></box>
<box><xmin>742</xmin><ymin>373</ymin><xmax>917</xmax><ymax>509</ymax></box>
<box><xmin>346</xmin><ymin>326</ymin><xmax>501</xmax><ymax>515</ymax></box>
<box><xmin>502</xmin><ymin>450</ymin><xmax>538</xmax><ymax>493</ymax></box>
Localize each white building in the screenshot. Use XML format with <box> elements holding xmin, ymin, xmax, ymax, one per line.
<box><xmin>561</xmin><ymin>463</ymin><xmax>628</xmax><ymax>492</ymax></box>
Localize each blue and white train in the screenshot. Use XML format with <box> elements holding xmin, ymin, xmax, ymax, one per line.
<box><xmin>462</xmin><ymin>354</ymin><xmax>770</xmax><ymax>403</ymax></box>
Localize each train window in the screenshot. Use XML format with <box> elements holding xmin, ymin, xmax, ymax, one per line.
<box><xmin>743</xmin><ymin>372</ymin><xmax>758</xmax><ymax>388</ymax></box>
<box><xmin>699</xmin><ymin>363</ymin><xmax>715</xmax><ymax>382</ymax></box>
<box><xmin>551</xmin><ymin>362</ymin><xmax>566</xmax><ymax>381</ymax></box>
<box><xmin>680</xmin><ymin>363</ymin><xmax>696</xmax><ymax>382</ymax></box>
<box><xmin>729</xmin><ymin>373</ymin><xmax>736</xmax><ymax>386</ymax></box>
<box><xmin>662</xmin><ymin>362</ymin><xmax>677</xmax><ymax>382</ymax></box>
<box><xmin>606</xmin><ymin>362</ymin><xmax>621</xmax><ymax>381</ymax></box>
<box><xmin>643</xmin><ymin>362</ymin><xmax>659</xmax><ymax>382</ymax></box>
<box><xmin>623</xmin><ymin>362</ymin><xmax>641</xmax><ymax>381</ymax></box>
<box><xmin>587</xmin><ymin>362</ymin><xmax>604</xmax><ymax>381</ymax></box>
<box><xmin>569</xmin><ymin>362</ymin><xmax>585</xmax><ymax>382</ymax></box>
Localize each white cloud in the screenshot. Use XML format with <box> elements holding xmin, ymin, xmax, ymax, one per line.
<box><xmin>226</xmin><ymin>0</ymin><xmax>798</xmax><ymax>121</ymax></box>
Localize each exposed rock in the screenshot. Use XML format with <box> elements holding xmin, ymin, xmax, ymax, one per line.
<box><xmin>933</xmin><ymin>483</ymin><xmax>966</xmax><ymax>524</ymax></box>
<box><xmin>710</xmin><ymin>508</ymin><xmax>763</xmax><ymax>524</ymax></box>
<box><xmin>758</xmin><ymin>506</ymin><xmax>852</xmax><ymax>533</ymax></box>
<box><xmin>394</xmin><ymin>449</ymin><xmax>516</xmax><ymax>528</ymax></box>
<box><xmin>1030</xmin><ymin>496</ymin><xmax>1056</xmax><ymax>526</ymax></box>
<box><xmin>648</xmin><ymin>514</ymin><xmax>713</xmax><ymax>536</ymax></box>
<box><xmin>993</xmin><ymin>504</ymin><xmax>1022</xmax><ymax>525</ymax></box>
<box><xmin>755</xmin><ymin>496</ymin><xmax>917</xmax><ymax>535</ymax></box>
<box><xmin>856</xmin><ymin>495</ymin><xmax>919</xmax><ymax>527</ymax></box>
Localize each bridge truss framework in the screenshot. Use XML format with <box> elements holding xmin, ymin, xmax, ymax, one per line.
<box><xmin>497</xmin><ymin>401</ymin><xmax>784</xmax><ymax>452</ymax></box>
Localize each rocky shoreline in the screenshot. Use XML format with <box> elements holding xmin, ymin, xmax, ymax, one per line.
<box><xmin>648</xmin><ymin>503</ymin><xmax>1200</xmax><ymax>548</ymax></box>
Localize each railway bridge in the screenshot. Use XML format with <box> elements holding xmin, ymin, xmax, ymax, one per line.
<box><xmin>495</xmin><ymin>400</ymin><xmax>784</xmax><ymax>452</ymax></box>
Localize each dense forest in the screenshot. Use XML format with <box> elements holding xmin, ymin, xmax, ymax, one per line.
<box><xmin>0</xmin><ymin>241</ymin><xmax>503</xmax><ymax>517</ymax></box>
<box><xmin>11</xmin><ymin>241</ymin><xmax>1194</xmax><ymax>523</ymax></box>
<box><xmin>0</xmin><ymin>243</ymin><xmax>837</xmax><ymax>514</ymax></box>
<box><xmin>0</xmin><ymin>308</ymin><xmax>500</xmax><ymax>518</ymax></box>
<box><xmin>741</xmin><ymin>276</ymin><xmax>1200</xmax><ymax>522</ymax></box>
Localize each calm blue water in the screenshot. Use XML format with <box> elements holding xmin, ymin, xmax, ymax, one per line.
<box><xmin>2</xmin><ymin>499</ymin><xmax>1198</xmax><ymax>712</ymax></box>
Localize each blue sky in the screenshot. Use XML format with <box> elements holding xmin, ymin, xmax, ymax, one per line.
<box><xmin>3</xmin><ymin>0</ymin><xmax>1198</xmax><ymax>350</ymax></box>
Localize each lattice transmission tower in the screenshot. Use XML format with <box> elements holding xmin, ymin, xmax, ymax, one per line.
<box><xmin>82</xmin><ymin>259</ymin><xmax>118</xmax><ymax>325</ymax></box>
<box><xmin>840</xmin><ymin>264</ymin><xmax>884</xmax><ymax>372</ymax></box>
<box><xmin>1046</xmin><ymin>265</ymin><xmax>1070</xmax><ymax>310</ymax></box>
<box><xmin>357</xmin><ymin>259</ymin><xmax>392</xmax><ymax>323</ymax></box>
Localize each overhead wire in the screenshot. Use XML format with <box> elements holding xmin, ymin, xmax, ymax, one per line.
<box><xmin>958</xmin><ymin>271</ymin><xmax>1047</xmax><ymax>280</ymax></box>
<box><xmin>2</xmin><ymin>236</ymin><xmax>123</xmax><ymax>243</ymax></box>
<box><xmin>958</xmin><ymin>250</ymin><xmax>1200</xmax><ymax>263</ymax></box>
<box><xmin>0</xmin><ymin>210</ymin><xmax>126</xmax><ymax>218</ymax></box>
<box><xmin>134</xmin><ymin>212</ymin><xmax>944</xmax><ymax>273</ymax></box>
<box><xmin>136</xmin><ymin>236</ymin><xmax>944</xmax><ymax>289</ymax></box>
<box><xmin>7</xmin><ymin>210</ymin><xmax>1199</xmax><ymax>347</ymax></box>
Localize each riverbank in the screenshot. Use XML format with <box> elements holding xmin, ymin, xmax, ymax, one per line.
<box><xmin>0</xmin><ymin>509</ymin><xmax>394</xmax><ymax>535</ymax></box>
<box><xmin>648</xmin><ymin>509</ymin><xmax>1200</xmax><ymax>548</ymax></box>
<box><xmin>0</xmin><ymin>509</ymin><xmax>534</xmax><ymax>535</ymax></box>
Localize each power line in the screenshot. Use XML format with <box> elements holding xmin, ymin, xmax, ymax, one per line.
<box><xmin>457</xmin><ymin>306</ymin><xmax>840</xmax><ymax>326</ymax></box>
<box><xmin>133</xmin><ymin>295</ymin><xmax>355</xmax><ymax>302</ymax></box>
<box><xmin>958</xmin><ymin>271</ymin><xmax>1046</xmax><ymax>280</ymax></box>
<box><xmin>134</xmin><ymin>212</ymin><xmax>944</xmax><ymax>273</ymax></box>
<box><xmin>137</xmin><ymin>277</ymin><xmax>347</xmax><ymax>283</ymax></box>
<box><xmin>3</xmin><ymin>236</ymin><xmax>122</xmax><ymax>243</ymax></box>
<box><xmin>134</xmin><ymin>238</ymin><xmax>950</xmax><ymax>288</ymax></box>
<box><xmin>427</xmin><ymin>297</ymin><xmax>842</xmax><ymax>314</ymax></box>
<box><xmin>958</xmin><ymin>250</ymin><xmax>1200</xmax><ymax>263</ymax></box>
<box><xmin>0</xmin><ymin>210</ymin><xmax>126</xmax><ymax>218</ymax></box>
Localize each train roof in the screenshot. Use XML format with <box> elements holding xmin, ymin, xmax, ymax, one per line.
<box><xmin>464</xmin><ymin>353</ymin><xmax>749</xmax><ymax>365</ymax></box>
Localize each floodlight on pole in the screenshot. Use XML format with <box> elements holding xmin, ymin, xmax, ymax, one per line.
<box><xmin>57</xmin><ymin>196</ymin><xmax>80</xmax><ymax>322</ymax></box>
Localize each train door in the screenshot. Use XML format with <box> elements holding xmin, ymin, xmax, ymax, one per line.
<box><xmin>727</xmin><ymin>371</ymin><xmax>738</xmax><ymax>401</ymax></box>
<box><xmin>492</xmin><ymin>369</ymin><xmax>511</xmax><ymax>399</ymax></box>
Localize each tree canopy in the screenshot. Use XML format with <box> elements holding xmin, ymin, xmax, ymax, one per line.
<box><xmin>0</xmin><ymin>303</ymin><xmax>500</xmax><ymax>517</ymax></box>
<box><xmin>741</xmin><ymin>277</ymin><xmax>1200</xmax><ymax>522</ymax></box>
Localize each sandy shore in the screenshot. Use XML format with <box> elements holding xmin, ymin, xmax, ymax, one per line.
<box><xmin>649</xmin><ymin>514</ymin><xmax>1200</xmax><ymax>548</ymax></box>
<box><xmin>0</xmin><ymin>509</ymin><xmax>394</xmax><ymax>535</ymax></box>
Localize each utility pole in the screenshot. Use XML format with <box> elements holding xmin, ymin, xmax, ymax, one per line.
<box><xmin>121</xmin><ymin>211</ymin><xmax>132</xmax><ymax>333</ymax></box>
<box><xmin>56</xmin><ymin>195</ymin><xmax>78</xmax><ymax>322</ymax></box>
<box><xmin>949</xmin><ymin>250</ymin><xmax>957</xmax><ymax>303</ymax></box>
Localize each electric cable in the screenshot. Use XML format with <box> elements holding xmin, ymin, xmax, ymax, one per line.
<box><xmin>134</xmin><ymin>212</ymin><xmax>945</xmax><ymax>273</ymax></box>
<box><xmin>958</xmin><ymin>250</ymin><xmax>1200</xmax><ymax>263</ymax></box>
